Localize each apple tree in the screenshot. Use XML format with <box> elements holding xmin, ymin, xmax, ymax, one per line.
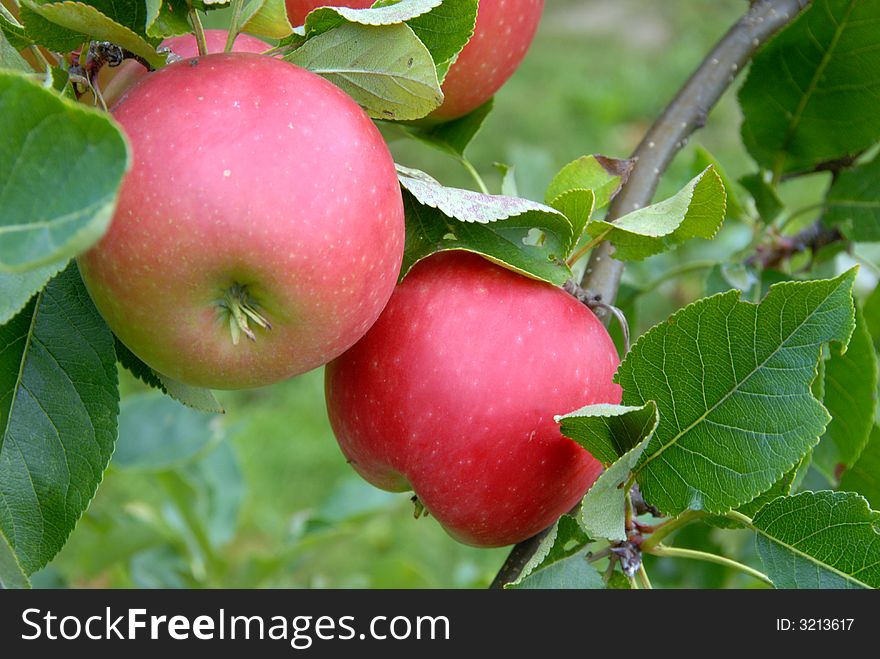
<box><xmin>1</xmin><ymin>0</ymin><xmax>879</xmax><ymax>590</ymax></box>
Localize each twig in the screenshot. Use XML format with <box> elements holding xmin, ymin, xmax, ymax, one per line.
<box><xmin>189</xmin><ymin>7</ymin><xmax>208</xmax><ymax>57</ymax></box>
<box><xmin>638</xmin><ymin>510</ymin><xmax>705</xmax><ymax>552</ymax></box>
<box><xmin>225</xmin><ymin>0</ymin><xmax>246</xmax><ymax>53</ymax></box>
<box><xmin>746</xmin><ymin>219</ymin><xmax>843</xmax><ymax>270</ymax></box>
<box><xmin>460</xmin><ymin>157</ymin><xmax>490</xmax><ymax>195</ymax></box>
<box><xmin>631</xmin><ymin>483</ymin><xmax>662</xmax><ymax>518</ymax></box>
<box><xmin>637</xmin><ymin>259</ymin><xmax>718</xmax><ymax>296</ymax></box>
<box><xmin>490</xmin><ymin>0</ymin><xmax>808</xmax><ymax>589</ymax></box>
<box><xmin>647</xmin><ymin>544</ymin><xmax>774</xmax><ymax>587</ymax></box>
<box><xmin>637</xmin><ymin>563</ymin><xmax>653</xmax><ymax>589</ymax></box>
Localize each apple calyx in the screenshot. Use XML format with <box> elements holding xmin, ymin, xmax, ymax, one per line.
<box><xmin>219</xmin><ymin>283</ymin><xmax>273</xmax><ymax>345</ymax></box>
<box><xmin>411</xmin><ymin>496</ymin><xmax>428</xmax><ymax>519</ymax></box>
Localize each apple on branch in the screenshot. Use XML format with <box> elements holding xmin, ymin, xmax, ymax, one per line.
<box><xmin>325</xmin><ymin>251</ymin><xmax>621</xmax><ymax>547</ymax></box>
<box><xmin>79</xmin><ymin>53</ymin><xmax>405</xmax><ymax>389</ymax></box>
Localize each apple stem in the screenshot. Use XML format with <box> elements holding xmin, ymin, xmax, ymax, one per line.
<box><xmin>188</xmin><ymin>7</ymin><xmax>209</xmax><ymax>57</ymax></box>
<box><xmin>219</xmin><ymin>284</ymin><xmax>272</xmax><ymax>346</ymax></box>
<box><xmin>225</xmin><ymin>0</ymin><xmax>246</xmax><ymax>53</ymax></box>
<box><xmin>646</xmin><ymin>545</ymin><xmax>773</xmax><ymax>587</ymax></box>
<box><xmin>459</xmin><ymin>158</ymin><xmax>490</xmax><ymax>195</ymax></box>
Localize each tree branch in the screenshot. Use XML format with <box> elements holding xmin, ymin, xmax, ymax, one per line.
<box><xmin>488</xmin><ymin>532</ymin><xmax>549</xmax><ymax>589</ymax></box>
<box><xmin>580</xmin><ymin>0</ymin><xmax>811</xmax><ymax>318</ymax></box>
<box><xmin>490</xmin><ymin>0</ymin><xmax>810</xmax><ymax>589</ymax></box>
<box><xmin>746</xmin><ymin>219</ymin><xmax>843</xmax><ymax>270</ymax></box>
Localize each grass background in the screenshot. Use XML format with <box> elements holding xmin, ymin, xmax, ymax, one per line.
<box><xmin>39</xmin><ymin>0</ymin><xmax>803</xmax><ymax>589</ymax></box>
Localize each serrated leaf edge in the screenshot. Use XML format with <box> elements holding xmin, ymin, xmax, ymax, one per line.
<box><xmin>622</xmin><ymin>269</ymin><xmax>857</xmax><ymax>514</ymax></box>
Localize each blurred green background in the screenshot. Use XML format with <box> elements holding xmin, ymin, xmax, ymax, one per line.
<box><xmin>36</xmin><ymin>0</ymin><xmax>821</xmax><ymax>589</ymax></box>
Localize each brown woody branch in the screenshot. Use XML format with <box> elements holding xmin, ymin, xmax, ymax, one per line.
<box><xmin>747</xmin><ymin>219</ymin><xmax>843</xmax><ymax>271</ymax></box>
<box><xmin>490</xmin><ymin>0</ymin><xmax>811</xmax><ymax>589</ymax></box>
<box><xmin>580</xmin><ymin>0</ymin><xmax>811</xmax><ymax>316</ymax></box>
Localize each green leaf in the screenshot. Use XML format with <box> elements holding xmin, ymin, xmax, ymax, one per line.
<box><xmin>0</xmin><ymin>259</ymin><xmax>68</xmax><ymax>324</ymax></box>
<box><xmin>0</xmin><ymin>72</ymin><xmax>129</xmax><ymax>272</ymax></box>
<box><xmin>557</xmin><ymin>403</ymin><xmax>659</xmax><ymax>541</ymax></box>
<box><xmin>549</xmin><ymin>189</ymin><xmax>594</xmax><ymax>258</ymax></box>
<box><xmin>241</xmin><ymin>0</ymin><xmax>293</xmax><ymax>40</ymax></box>
<box><xmin>397</xmin><ymin>165</ymin><xmax>573</xmax><ymax>285</ymax></box>
<box><xmin>286</xmin><ymin>22</ymin><xmax>443</xmax><ymax>121</ymax></box>
<box><xmin>21</xmin><ymin>1</ymin><xmax>164</xmax><ymax>68</ymax></box>
<box><xmin>301</xmin><ymin>0</ymin><xmax>478</xmax><ymax>79</ymax></box>
<box><xmin>618</xmin><ymin>270</ymin><xmax>857</xmax><ymax>516</ymax></box>
<box><xmin>824</xmin><ymin>154</ymin><xmax>880</xmax><ymax>241</ymax></box>
<box><xmin>145</xmin><ymin>0</ymin><xmax>190</xmax><ymax>40</ymax></box>
<box><xmin>545</xmin><ymin>155</ymin><xmax>633</xmax><ymax>212</ymax></box>
<box><xmin>56</xmin><ymin>0</ymin><xmax>152</xmax><ymax>38</ymax></box>
<box><xmin>19</xmin><ymin>4</ymin><xmax>85</xmax><ymax>51</ymax></box>
<box><xmin>0</xmin><ymin>264</ymin><xmax>119</xmax><ymax>574</ymax></box>
<box><xmin>113</xmin><ymin>337</ymin><xmax>222</xmax><ymax>413</ymax></box>
<box><xmin>692</xmin><ymin>145</ymin><xmax>745</xmax><ymax>221</ymax></box>
<box><xmin>495</xmin><ymin>162</ymin><xmax>518</xmax><ymax>197</ymax></box>
<box><xmin>156</xmin><ymin>373</ymin><xmax>224</xmax><ymax>414</ymax></box>
<box><xmin>736</xmin><ymin>455</ymin><xmax>805</xmax><ymax>519</ymax></box>
<box><xmin>114</xmin><ymin>393</ymin><xmax>222</xmax><ymax>470</ymax></box>
<box><xmin>543</xmin><ymin>156</ymin><xmax>633</xmax><ymax>252</ymax></box>
<box><xmin>557</xmin><ymin>402</ymin><xmax>658</xmax><ymax>467</ymax></box>
<box><xmin>505</xmin><ymin>515</ymin><xmax>590</xmax><ymax>587</ymax></box>
<box><xmin>753</xmin><ymin>491</ymin><xmax>880</xmax><ymax>589</ymax></box>
<box><xmin>840</xmin><ymin>426</ymin><xmax>880</xmax><ymax>509</ymax></box>
<box><xmin>739</xmin><ymin>0</ymin><xmax>880</xmax><ymax>176</ymax></box>
<box><xmin>402</xmin><ymin>98</ymin><xmax>493</xmax><ymax>158</ymax></box>
<box><xmin>0</xmin><ymin>27</ymin><xmax>30</xmax><ymax>71</ymax></box>
<box><xmin>864</xmin><ymin>283</ymin><xmax>880</xmax><ymax>352</ymax></box>
<box><xmin>507</xmin><ymin>515</ymin><xmax>599</xmax><ymax>589</ymax></box>
<box><xmin>0</xmin><ymin>528</ymin><xmax>30</xmax><ymax>589</ymax></box>
<box><xmin>303</xmin><ymin>0</ymin><xmax>442</xmax><ymax>36</ymax></box>
<box><xmin>50</xmin><ymin>64</ymin><xmax>74</xmax><ymax>98</ymax></box>
<box><xmin>814</xmin><ymin>308</ymin><xmax>877</xmax><ymax>476</ymax></box>
<box><xmin>0</xmin><ymin>9</ymin><xmax>32</xmax><ymax>51</ymax></box>
<box><xmin>582</xmin><ymin>435</ymin><xmax>655</xmax><ymax>542</ymax></box>
<box><xmin>511</xmin><ymin>551</ymin><xmax>604</xmax><ymax>589</ymax></box>
<box><xmin>405</xmin><ymin>0</ymin><xmax>477</xmax><ymax>76</ymax></box>
<box><xmin>740</xmin><ymin>173</ymin><xmax>784</xmax><ymax>223</ymax></box>
<box><xmin>586</xmin><ymin>166</ymin><xmax>727</xmax><ymax>261</ymax></box>
<box><xmin>114</xmin><ymin>336</ymin><xmax>164</xmax><ymax>391</ymax></box>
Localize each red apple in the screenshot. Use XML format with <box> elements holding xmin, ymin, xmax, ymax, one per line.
<box><xmin>325</xmin><ymin>252</ymin><xmax>621</xmax><ymax>547</ymax></box>
<box><xmin>79</xmin><ymin>53</ymin><xmax>404</xmax><ymax>389</ymax></box>
<box><xmin>101</xmin><ymin>30</ymin><xmax>268</xmax><ymax>108</ymax></box>
<box><xmin>285</xmin><ymin>0</ymin><xmax>545</xmax><ymax>120</ymax></box>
